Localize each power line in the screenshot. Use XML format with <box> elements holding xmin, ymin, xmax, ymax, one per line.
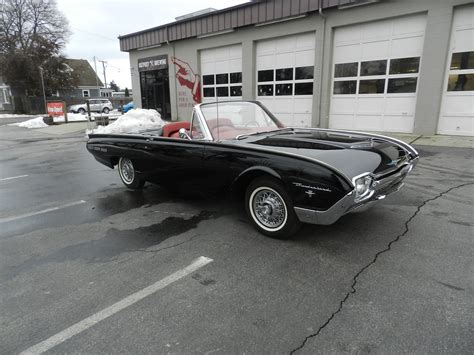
<box><xmin>71</xmin><ymin>27</ymin><xmax>117</xmax><ymax>42</ymax></box>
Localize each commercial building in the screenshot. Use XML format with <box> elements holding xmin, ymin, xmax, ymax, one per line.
<box><xmin>119</xmin><ymin>0</ymin><xmax>474</xmax><ymax>136</ymax></box>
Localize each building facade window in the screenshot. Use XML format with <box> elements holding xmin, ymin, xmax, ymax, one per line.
<box><xmin>82</xmin><ymin>90</ymin><xmax>90</xmax><ymax>98</ymax></box>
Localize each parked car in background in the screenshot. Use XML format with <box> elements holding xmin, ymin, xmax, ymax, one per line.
<box><xmin>122</xmin><ymin>101</ymin><xmax>134</xmax><ymax>113</ymax></box>
<box><xmin>69</xmin><ymin>99</ymin><xmax>113</xmax><ymax>114</ymax></box>
<box><xmin>86</xmin><ymin>100</ymin><xmax>419</xmax><ymax>239</ymax></box>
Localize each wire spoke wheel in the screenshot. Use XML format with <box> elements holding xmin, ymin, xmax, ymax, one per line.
<box><xmin>250</xmin><ymin>187</ymin><xmax>287</xmax><ymax>230</ymax></box>
<box><xmin>119</xmin><ymin>158</ymin><xmax>135</xmax><ymax>184</ymax></box>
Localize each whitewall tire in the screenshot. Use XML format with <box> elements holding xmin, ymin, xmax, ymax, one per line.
<box><xmin>118</xmin><ymin>157</ymin><xmax>145</xmax><ymax>190</ymax></box>
<box><xmin>245</xmin><ymin>177</ymin><xmax>301</xmax><ymax>239</ymax></box>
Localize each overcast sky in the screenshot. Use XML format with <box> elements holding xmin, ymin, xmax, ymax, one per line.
<box><xmin>56</xmin><ymin>0</ymin><xmax>248</xmax><ymax>90</ymax></box>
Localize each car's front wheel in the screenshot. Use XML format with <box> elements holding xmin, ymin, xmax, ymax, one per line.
<box><xmin>118</xmin><ymin>157</ymin><xmax>145</xmax><ymax>190</ymax></box>
<box><xmin>245</xmin><ymin>177</ymin><xmax>301</xmax><ymax>239</ymax></box>
<box><xmin>102</xmin><ymin>107</ymin><xmax>110</xmax><ymax>114</ymax></box>
<box><xmin>78</xmin><ymin>108</ymin><xmax>86</xmax><ymax>114</ymax></box>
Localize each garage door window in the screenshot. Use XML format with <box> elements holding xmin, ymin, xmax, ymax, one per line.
<box><xmin>203</xmin><ymin>75</ymin><xmax>214</xmax><ymax>85</ymax></box>
<box><xmin>334</xmin><ymin>81</ymin><xmax>357</xmax><ymax>95</ymax></box>
<box><xmin>230</xmin><ymin>72</ymin><xmax>242</xmax><ymax>83</ymax></box>
<box><xmin>359</xmin><ymin>79</ymin><xmax>385</xmax><ymax>94</ymax></box>
<box><xmin>447</xmin><ymin>52</ymin><xmax>474</xmax><ymax>91</ymax></box>
<box><xmin>335</xmin><ymin>62</ymin><xmax>358</xmax><ymax>78</ymax></box>
<box><xmin>448</xmin><ymin>74</ymin><xmax>474</xmax><ymax>91</ymax></box>
<box><xmin>276</xmin><ymin>68</ymin><xmax>293</xmax><ymax>81</ymax></box>
<box><xmin>257</xmin><ymin>66</ymin><xmax>314</xmax><ymax>97</ymax></box>
<box><xmin>202</xmin><ymin>72</ymin><xmax>242</xmax><ymax>98</ymax></box>
<box><xmin>390</xmin><ymin>57</ymin><xmax>420</xmax><ymax>74</ymax></box>
<box><xmin>361</xmin><ymin>60</ymin><xmax>387</xmax><ymax>76</ymax></box>
<box><xmin>216</xmin><ymin>74</ymin><xmax>228</xmax><ymax>84</ymax></box>
<box><xmin>296</xmin><ymin>66</ymin><xmax>314</xmax><ymax>80</ymax></box>
<box><xmin>450</xmin><ymin>52</ymin><xmax>474</xmax><ymax>70</ymax></box>
<box><xmin>258</xmin><ymin>84</ymin><xmax>273</xmax><ymax>96</ymax></box>
<box><xmin>333</xmin><ymin>57</ymin><xmax>420</xmax><ymax>95</ymax></box>
<box><xmin>258</xmin><ymin>70</ymin><xmax>274</xmax><ymax>82</ymax></box>
<box><xmin>276</xmin><ymin>83</ymin><xmax>293</xmax><ymax>96</ymax></box>
<box><xmin>387</xmin><ymin>77</ymin><xmax>418</xmax><ymax>93</ymax></box>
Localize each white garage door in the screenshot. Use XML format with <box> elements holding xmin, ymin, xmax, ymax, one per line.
<box><xmin>330</xmin><ymin>14</ymin><xmax>427</xmax><ymax>133</ymax></box>
<box><xmin>201</xmin><ymin>44</ymin><xmax>242</xmax><ymax>103</ymax></box>
<box><xmin>438</xmin><ymin>5</ymin><xmax>474</xmax><ymax>136</ymax></box>
<box><xmin>256</xmin><ymin>32</ymin><xmax>316</xmax><ymax>127</ymax></box>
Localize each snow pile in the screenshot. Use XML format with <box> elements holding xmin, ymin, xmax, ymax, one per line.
<box><xmin>89</xmin><ymin>109</ymin><xmax>164</xmax><ymax>134</ymax></box>
<box><xmin>9</xmin><ymin>116</ymin><xmax>48</xmax><ymax>128</ymax></box>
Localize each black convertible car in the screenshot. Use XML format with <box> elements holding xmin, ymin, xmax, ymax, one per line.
<box><xmin>87</xmin><ymin>101</ymin><xmax>418</xmax><ymax>238</ymax></box>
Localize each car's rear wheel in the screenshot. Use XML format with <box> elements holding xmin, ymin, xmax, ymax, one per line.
<box><xmin>78</xmin><ymin>108</ymin><xmax>86</xmax><ymax>114</ymax></box>
<box><xmin>118</xmin><ymin>157</ymin><xmax>145</xmax><ymax>190</ymax></box>
<box><xmin>102</xmin><ymin>107</ymin><xmax>110</xmax><ymax>114</ymax></box>
<box><xmin>245</xmin><ymin>177</ymin><xmax>301</xmax><ymax>239</ymax></box>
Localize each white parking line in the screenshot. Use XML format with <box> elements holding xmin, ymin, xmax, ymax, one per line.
<box><xmin>0</xmin><ymin>200</ymin><xmax>87</xmax><ymax>223</ymax></box>
<box><xmin>0</xmin><ymin>174</ymin><xmax>28</xmax><ymax>182</ymax></box>
<box><xmin>20</xmin><ymin>256</ymin><xmax>213</xmax><ymax>355</ymax></box>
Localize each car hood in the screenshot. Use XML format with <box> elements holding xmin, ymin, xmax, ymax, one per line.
<box><xmin>245</xmin><ymin>130</ymin><xmax>412</xmax><ymax>179</ymax></box>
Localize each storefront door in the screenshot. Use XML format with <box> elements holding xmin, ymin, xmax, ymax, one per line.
<box><xmin>138</xmin><ymin>55</ymin><xmax>171</xmax><ymax>120</ymax></box>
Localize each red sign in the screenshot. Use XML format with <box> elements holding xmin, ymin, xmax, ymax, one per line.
<box><xmin>47</xmin><ymin>102</ymin><xmax>64</xmax><ymax>116</ymax></box>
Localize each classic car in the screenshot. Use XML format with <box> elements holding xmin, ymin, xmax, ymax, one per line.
<box><xmin>87</xmin><ymin>100</ymin><xmax>418</xmax><ymax>239</ymax></box>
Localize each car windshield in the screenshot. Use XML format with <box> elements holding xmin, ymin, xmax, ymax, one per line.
<box><xmin>200</xmin><ymin>102</ymin><xmax>282</xmax><ymax>140</ymax></box>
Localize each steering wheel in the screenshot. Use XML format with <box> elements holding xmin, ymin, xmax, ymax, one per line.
<box><xmin>244</xmin><ymin>120</ymin><xmax>260</xmax><ymax>128</ymax></box>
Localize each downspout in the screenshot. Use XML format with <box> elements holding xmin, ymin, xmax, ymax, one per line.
<box><xmin>317</xmin><ymin>5</ymin><xmax>326</xmax><ymax>128</ymax></box>
<box><xmin>167</xmin><ymin>26</ymin><xmax>179</xmax><ymax>121</ymax></box>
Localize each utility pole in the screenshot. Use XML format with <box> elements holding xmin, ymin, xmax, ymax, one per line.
<box><xmin>98</xmin><ymin>59</ymin><xmax>107</xmax><ymax>91</ymax></box>
<box><xmin>93</xmin><ymin>56</ymin><xmax>99</xmax><ymax>97</ymax></box>
<box><xmin>39</xmin><ymin>66</ymin><xmax>47</xmax><ymax>114</ymax></box>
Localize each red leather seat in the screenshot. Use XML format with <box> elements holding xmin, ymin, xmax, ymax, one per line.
<box><xmin>162</xmin><ymin>121</ymin><xmax>191</xmax><ymax>138</ymax></box>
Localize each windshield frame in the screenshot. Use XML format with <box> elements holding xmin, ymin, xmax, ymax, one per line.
<box><xmin>194</xmin><ymin>100</ymin><xmax>285</xmax><ymax>142</ymax></box>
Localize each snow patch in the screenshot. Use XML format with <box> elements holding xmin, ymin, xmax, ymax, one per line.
<box><xmin>0</xmin><ymin>114</ymin><xmax>35</xmax><ymax>119</ymax></box>
<box><xmin>9</xmin><ymin>116</ymin><xmax>48</xmax><ymax>129</ymax></box>
<box><xmin>88</xmin><ymin>109</ymin><xmax>164</xmax><ymax>134</ymax></box>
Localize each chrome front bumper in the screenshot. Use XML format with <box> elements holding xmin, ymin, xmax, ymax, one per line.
<box><xmin>294</xmin><ymin>159</ymin><xmax>416</xmax><ymax>225</ymax></box>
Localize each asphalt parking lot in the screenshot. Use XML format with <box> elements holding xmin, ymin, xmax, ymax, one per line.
<box><xmin>0</xmin><ymin>124</ymin><xmax>473</xmax><ymax>354</ymax></box>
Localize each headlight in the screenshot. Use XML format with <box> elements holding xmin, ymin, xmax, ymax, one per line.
<box><xmin>353</xmin><ymin>174</ymin><xmax>373</xmax><ymax>201</ymax></box>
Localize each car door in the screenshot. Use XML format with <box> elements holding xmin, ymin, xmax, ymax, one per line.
<box><xmin>90</xmin><ymin>100</ymin><xmax>100</xmax><ymax>112</ymax></box>
<box><xmin>129</xmin><ymin>114</ymin><xmax>207</xmax><ymax>187</ymax></box>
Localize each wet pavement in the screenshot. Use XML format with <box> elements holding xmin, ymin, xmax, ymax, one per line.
<box><xmin>0</xmin><ymin>125</ymin><xmax>473</xmax><ymax>354</ymax></box>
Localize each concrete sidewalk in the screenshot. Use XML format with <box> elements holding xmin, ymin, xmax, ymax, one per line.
<box><xmin>376</xmin><ymin>132</ymin><xmax>474</xmax><ymax>148</ymax></box>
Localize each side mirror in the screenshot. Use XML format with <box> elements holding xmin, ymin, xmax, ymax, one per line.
<box><xmin>179</xmin><ymin>128</ymin><xmax>191</xmax><ymax>140</ymax></box>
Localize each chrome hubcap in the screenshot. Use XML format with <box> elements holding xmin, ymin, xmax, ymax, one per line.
<box><xmin>120</xmin><ymin>158</ymin><xmax>134</xmax><ymax>184</ymax></box>
<box><xmin>253</xmin><ymin>189</ymin><xmax>286</xmax><ymax>229</ymax></box>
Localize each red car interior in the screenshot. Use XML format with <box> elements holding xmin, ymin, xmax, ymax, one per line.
<box><xmin>162</xmin><ymin>117</ymin><xmax>283</xmax><ymax>140</ymax></box>
<box><xmin>162</xmin><ymin>121</ymin><xmax>191</xmax><ymax>138</ymax></box>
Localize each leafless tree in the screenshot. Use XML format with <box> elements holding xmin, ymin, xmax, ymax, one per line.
<box><xmin>0</xmin><ymin>0</ymin><xmax>76</xmax><ymax>97</ymax></box>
